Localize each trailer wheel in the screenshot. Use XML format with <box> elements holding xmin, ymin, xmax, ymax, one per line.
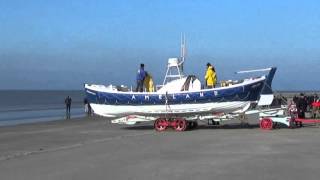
<box><xmin>187</xmin><ymin>121</ymin><xmax>198</xmax><ymax>130</ymax></box>
<box><xmin>172</xmin><ymin>118</ymin><xmax>187</xmax><ymax>131</ymax></box>
<box><xmin>154</xmin><ymin>118</ymin><xmax>168</xmax><ymax>131</ymax></box>
<box><xmin>260</xmin><ymin>118</ymin><xmax>273</xmax><ymax>130</ymax></box>
<box><xmin>187</xmin><ymin>121</ymin><xmax>192</xmax><ymax>130</ymax></box>
<box><xmin>193</xmin><ymin>121</ymin><xmax>198</xmax><ymax>129</ymax></box>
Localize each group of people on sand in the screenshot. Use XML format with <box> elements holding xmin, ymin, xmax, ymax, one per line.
<box><xmin>64</xmin><ymin>96</ymin><xmax>93</xmax><ymax>119</ymax></box>
<box><xmin>291</xmin><ymin>93</ymin><xmax>320</xmax><ymax>119</ymax></box>
<box><xmin>135</xmin><ymin>62</ymin><xmax>217</xmax><ymax>92</ymax></box>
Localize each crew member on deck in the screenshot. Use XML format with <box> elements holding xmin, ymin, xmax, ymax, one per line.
<box><xmin>204</xmin><ymin>63</ymin><xmax>217</xmax><ymax>88</ymax></box>
<box><xmin>136</xmin><ymin>63</ymin><xmax>146</xmax><ymax>92</ymax></box>
<box><xmin>144</xmin><ymin>72</ymin><xmax>155</xmax><ymax>92</ymax></box>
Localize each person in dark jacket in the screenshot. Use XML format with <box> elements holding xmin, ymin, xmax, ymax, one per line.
<box><xmin>296</xmin><ymin>93</ymin><xmax>307</xmax><ymax>127</ymax></box>
<box><xmin>136</xmin><ymin>63</ymin><xmax>146</xmax><ymax>92</ymax></box>
<box><xmin>296</xmin><ymin>93</ymin><xmax>307</xmax><ymax>118</ymax></box>
<box><xmin>84</xmin><ymin>98</ymin><xmax>92</xmax><ymax>116</ymax></box>
<box><xmin>293</xmin><ymin>95</ymin><xmax>298</xmax><ymax>104</ymax></box>
<box><xmin>65</xmin><ymin>96</ymin><xmax>72</xmax><ymax>119</ymax></box>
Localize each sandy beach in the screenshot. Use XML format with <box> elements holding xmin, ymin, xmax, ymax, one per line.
<box><xmin>2</xmin><ymin>0</ymin><xmax>320</xmax><ymax>179</ymax></box>
<box><xmin>0</xmin><ymin>116</ymin><xmax>320</xmax><ymax>180</ymax></box>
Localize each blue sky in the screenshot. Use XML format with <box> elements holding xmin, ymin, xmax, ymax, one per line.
<box><xmin>0</xmin><ymin>0</ymin><xmax>319</xmax><ymax>90</ymax></box>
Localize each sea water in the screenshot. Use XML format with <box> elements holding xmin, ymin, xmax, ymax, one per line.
<box><xmin>0</xmin><ymin>90</ymin><xmax>85</xmax><ymax>126</ymax></box>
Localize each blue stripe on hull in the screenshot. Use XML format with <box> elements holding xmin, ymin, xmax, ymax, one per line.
<box><xmin>86</xmin><ymin>80</ymin><xmax>264</xmax><ymax>106</ymax></box>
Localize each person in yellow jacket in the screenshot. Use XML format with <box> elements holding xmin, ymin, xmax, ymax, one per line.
<box><xmin>204</xmin><ymin>63</ymin><xmax>217</xmax><ymax>88</ymax></box>
<box><xmin>144</xmin><ymin>72</ymin><xmax>155</xmax><ymax>92</ymax></box>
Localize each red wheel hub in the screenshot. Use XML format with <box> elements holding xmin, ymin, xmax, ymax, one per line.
<box><xmin>172</xmin><ymin>118</ymin><xmax>187</xmax><ymax>131</ymax></box>
<box><xmin>260</xmin><ymin>118</ymin><xmax>273</xmax><ymax>130</ymax></box>
<box><xmin>154</xmin><ymin>118</ymin><xmax>169</xmax><ymax>131</ymax></box>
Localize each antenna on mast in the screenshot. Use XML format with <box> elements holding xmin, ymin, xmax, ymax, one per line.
<box><xmin>179</xmin><ymin>33</ymin><xmax>186</xmax><ymax>65</ymax></box>
<box><xmin>179</xmin><ymin>33</ymin><xmax>186</xmax><ymax>72</ymax></box>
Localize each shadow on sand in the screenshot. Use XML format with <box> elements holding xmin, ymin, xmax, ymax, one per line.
<box><xmin>121</xmin><ymin>119</ymin><xmax>320</xmax><ymax>131</ymax></box>
<box><xmin>120</xmin><ymin>122</ymin><xmax>320</xmax><ymax>131</ymax></box>
<box><xmin>122</xmin><ymin>125</ymin><xmax>155</xmax><ymax>130</ymax></box>
<box><xmin>121</xmin><ymin>123</ymin><xmax>263</xmax><ymax>131</ymax></box>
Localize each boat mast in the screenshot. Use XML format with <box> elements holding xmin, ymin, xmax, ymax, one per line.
<box><xmin>162</xmin><ymin>34</ymin><xmax>186</xmax><ymax>85</ymax></box>
<box><xmin>179</xmin><ymin>33</ymin><xmax>186</xmax><ymax>68</ymax></box>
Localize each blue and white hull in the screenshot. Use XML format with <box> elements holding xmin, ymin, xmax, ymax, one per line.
<box><xmin>85</xmin><ymin>76</ymin><xmax>267</xmax><ymax>118</ymax></box>
<box><xmin>89</xmin><ymin>101</ymin><xmax>251</xmax><ymax>117</ymax></box>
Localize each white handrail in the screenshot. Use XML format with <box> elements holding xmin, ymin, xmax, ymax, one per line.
<box><xmin>235</xmin><ymin>67</ymin><xmax>272</xmax><ymax>74</ymax></box>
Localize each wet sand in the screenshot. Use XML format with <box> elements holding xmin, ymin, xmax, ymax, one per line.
<box><xmin>0</xmin><ymin>116</ymin><xmax>320</xmax><ymax>180</ymax></box>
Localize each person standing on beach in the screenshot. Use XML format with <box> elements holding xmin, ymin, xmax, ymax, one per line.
<box><xmin>65</xmin><ymin>96</ymin><xmax>72</xmax><ymax>119</ymax></box>
<box><xmin>136</xmin><ymin>63</ymin><xmax>146</xmax><ymax>92</ymax></box>
<box><xmin>296</xmin><ymin>93</ymin><xmax>307</xmax><ymax>127</ymax></box>
<box><xmin>84</xmin><ymin>98</ymin><xmax>88</xmax><ymax>114</ymax></box>
<box><xmin>84</xmin><ymin>98</ymin><xmax>92</xmax><ymax>116</ymax></box>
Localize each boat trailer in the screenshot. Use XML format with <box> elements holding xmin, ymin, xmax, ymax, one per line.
<box><xmin>111</xmin><ymin>105</ymin><xmax>320</xmax><ymax>131</ymax></box>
